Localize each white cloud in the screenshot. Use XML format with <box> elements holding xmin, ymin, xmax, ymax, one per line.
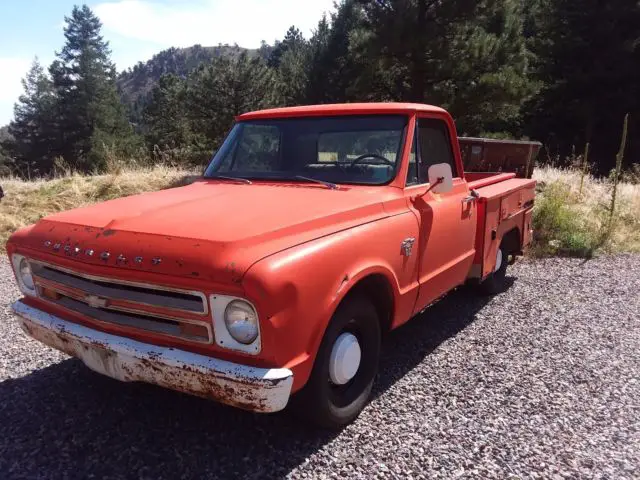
<box><xmin>0</xmin><ymin>58</ymin><xmax>32</xmax><ymax>126</ymax></box>
<box><xmin>94</xmin><ymin>0</ymin><xmax>335</xmax><ymax>51</ymax></box>
<box><xmin>0</xmin><ymin>1</ymin><xmax>336</xmax><ymax>124</ymax></box>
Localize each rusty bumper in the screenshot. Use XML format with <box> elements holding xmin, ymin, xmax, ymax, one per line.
<box><xmin>11</xmin><ymin>300</ymin><xmax>293</xmax><ymax>413</ymax></box>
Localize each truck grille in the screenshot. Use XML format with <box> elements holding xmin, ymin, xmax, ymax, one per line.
<box><xmin>29</xmin><ymin>261</ymin><xmax>212</xmax><ymax>344</ymax></box>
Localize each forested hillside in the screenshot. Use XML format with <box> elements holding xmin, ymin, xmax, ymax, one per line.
<box><xmin>1</xmin><ymin>0</ymin><xmax>639</xmax><ymax>178</ymax></box>
<box><xmin>116</xmin><ymin>44</ymin><xmax>263</xmax><ymax>124</ymax></box>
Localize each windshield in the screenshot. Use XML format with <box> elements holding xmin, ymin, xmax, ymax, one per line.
<box><xmin>204</xmin><ymin>115</ymin><xmax>407</xmax><ymax>185</ymax></box>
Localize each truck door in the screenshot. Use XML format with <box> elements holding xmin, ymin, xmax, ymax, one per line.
<box><xmin>404</xmin><ymin>116</ymin><xmax>477</xmax><ymax>313</ymax></box>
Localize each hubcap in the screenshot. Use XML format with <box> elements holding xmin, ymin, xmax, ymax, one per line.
<box><xmin>329</xmin><ymin>332</ymin><xmax>361</xmax><ymax>385</ymax></box>
<box><xmin>495</xmin><ymin>248</ymin><xmax>503</xmax><ymax>272</ymax></box>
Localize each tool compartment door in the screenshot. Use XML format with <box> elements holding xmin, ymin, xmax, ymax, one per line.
<box><xmin>474</xmin><ymin>179</ymin><xmax>536</xmax><ymax>278</ymax></box>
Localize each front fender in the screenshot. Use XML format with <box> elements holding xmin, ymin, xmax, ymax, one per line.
<box><xmin>242</xmin><ymin>213</ymin><xmax>420</xmax><ymax>392</ymax></box>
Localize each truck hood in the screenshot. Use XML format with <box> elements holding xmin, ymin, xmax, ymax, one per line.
<box><xmin>15</xmin><ymin>180</ymin><xmax>393</xmax><ymax>282</ymax></box>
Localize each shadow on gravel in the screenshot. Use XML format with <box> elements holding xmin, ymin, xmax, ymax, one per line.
<box><xmin>0</xmin><ymin>278</ymin><xmax>514</xmax><ymax>479</ymax></box>
<box><xmin>374</xmin><ymin>279</ymin><xmax>514</xmax><ymax>399</ymax></box>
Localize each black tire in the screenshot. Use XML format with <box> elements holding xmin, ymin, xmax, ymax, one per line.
<box><xmin>292</xmin><ymin>296</ymin><xmax>381</xmax><ymax>429</ymax></box>
<box><xmin>478</xmin><ymin>245</ymin><xmax>509</xmax><ymax>295</ymax></box>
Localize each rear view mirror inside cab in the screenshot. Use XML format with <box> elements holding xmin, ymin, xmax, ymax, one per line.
<box><xmin>427</xmin><ymin>163</ymin><xmax>453</xmax><ymax>194</ymax></box>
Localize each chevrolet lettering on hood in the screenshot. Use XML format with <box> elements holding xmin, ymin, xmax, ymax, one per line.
<box><xmin>7</xmin><ymin>102</ymin><xmax>538</xmax><ymax>428</ymax></box>
<box><xmin>41</xmin><ymin>240</ymin><xmax>159</xmax><ymax>268</ymax></box>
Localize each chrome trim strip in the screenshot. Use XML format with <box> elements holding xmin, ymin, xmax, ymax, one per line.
<box><xmin>33</xmin><ymin>275</ymin><xmax>205</xmax><ymax>320</ymax></box>
<box><xmin>37</xmin><ymin>283</ymin><xmax>214</xmax><ymax>344</ymax></box>
<box><xmin>29</xmin><ymin>259</ymin><xmax>208</xmax><ymax>316</ymax></box>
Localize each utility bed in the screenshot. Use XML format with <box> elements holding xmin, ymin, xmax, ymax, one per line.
<box><xmin>467</xmin><ymin>171</ymin><xmax>536</xmax><ymax>279</ymax></box>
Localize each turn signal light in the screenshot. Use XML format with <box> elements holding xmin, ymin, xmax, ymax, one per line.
<box><xmin>41</xmin><ymin>287</ymin><xmax>61</xmax><ymax>301</ymax></box>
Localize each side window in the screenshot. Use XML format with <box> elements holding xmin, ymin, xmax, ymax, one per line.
<box><xmin>417</xmin><ymin>119</ymin><xmax>457</xmax><ymax>182</ymax></box>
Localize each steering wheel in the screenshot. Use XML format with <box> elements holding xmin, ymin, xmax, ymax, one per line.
<box><xmin>350</xmin><ymin>153</ymin><xmax>394</xmax><ymax>166</ymax></box>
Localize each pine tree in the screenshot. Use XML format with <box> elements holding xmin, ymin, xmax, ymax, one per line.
<box><xmin>49</xmin><ymin>4</ymin><xmax>137</xmax><ymax>171</ymax></box>
<box><xmin>186</xmin><ymin>52</ymin><xmax>277</xmax><ymax>150</ymax></box>
<box><xmin>357</xmin><ymin>0</ymin><xmax>477</xmax><ymax>102</ymax></box>
<box><xmin>144</xmin><ymin>74</ymin><xmax>192</xmax><ymax>150</ymax></box>
<box><xmin>257</xmin><ymin>41</ymin><xmax>274</xmax><ymax>62</ymax></box>
<box><xmin>356</xmin><ymin>0</ymin><xmax>533</xmax><ymax>134</ymax></box>
<box><xmin>444</xmin><ymin>0</ymin><xmax>536</xmax><ymax>135</ymax></box>
<box><xmin>305</xmin><ymin>14</ymin><xmax>334</xmax><ymax>104</ymax></box>
<box><xmin>0</xmin><ymin>126</ymin><xmax>15</xmax><ymax>175</ymax></box>
<box><xmin>306</xmin><ymin>1</ymin><xmax>369</xmax><ymax>104</ymax></box>
<box><xmin>525</xmin><ymin>0</ymin><xmax>640</xmax><ymax>173</ymax></box>
<box><xmin>272</xmin><ymin>26</ymin><xmax>311</xmax><ymax>106</ymax></box>
<box><xmin>6</xmin><ymin>59</ymin><xmax>58</xmax><ymax>176</ymax></box>
<box><xmin>268</xmin><ymin>26</ymin><xmax>306</xmax><ymax>68</ymax></box>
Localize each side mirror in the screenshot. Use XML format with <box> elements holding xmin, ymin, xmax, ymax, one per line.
<box><xmin>427</xmin><ymin>163</ymin><xmax>453</xmax><ymax>194</ymax></box>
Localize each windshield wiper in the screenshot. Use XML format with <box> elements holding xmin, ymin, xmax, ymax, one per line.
<box><xmin>207</xmin><ymin>175</ymin><xmax>252</xmax><ymax>185</ymax></box>
<box><xmin>293</xmin><ymin>176</ymin><xmax>338</xmax><ymax>190</ymax></box>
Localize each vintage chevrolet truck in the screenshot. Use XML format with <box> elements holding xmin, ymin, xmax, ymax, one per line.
<box><xmin>8</xmin><ymin>103</ymin><xmax>537</xmax><ymax>428</ymax></box>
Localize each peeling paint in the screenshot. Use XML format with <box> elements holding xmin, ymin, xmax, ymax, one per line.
<box><xmin>336</xmin><ymin>274</ymin><xmax>350</xmax><ymax>296</ymax></box>
<box><xmin>11</xmin><ymin>301</ymin><xmax>293</xmax><ymax>413</ymax></box>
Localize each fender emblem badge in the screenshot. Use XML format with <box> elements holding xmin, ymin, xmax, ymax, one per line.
<box><xmin>401</xmin><ymin>238</ymin><xmax>416</xmax><ymax>257</ymax></box>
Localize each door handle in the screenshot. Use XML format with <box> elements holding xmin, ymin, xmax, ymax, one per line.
<box><xmin>462</xmin><ymin>189</ymin><xmax>480</xmax><ymax>204</ymax></box>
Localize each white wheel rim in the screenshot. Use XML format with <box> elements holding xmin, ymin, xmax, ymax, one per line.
<box><xmin>329</xmin><ymin>332</ymin><xmax>361</xmax><ymax>385</ymax></box>
<box><xmin>495</xmin><ymin>248</ymin><xmax>503</xmax><ymax>272</ymax></box>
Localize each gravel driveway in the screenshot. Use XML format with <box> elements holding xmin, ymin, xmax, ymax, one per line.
<box><xmin>0</xmin><ymin>255</ymin><xmax>638</xmax><ymax>479</ymax></box>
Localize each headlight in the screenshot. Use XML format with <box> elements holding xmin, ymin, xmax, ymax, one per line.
<box><xmin>11</xmin><ymin>254</ymin><xmax>36</xmax><ymax>295</ymax></box>
<box><xmin>224</xmin><ymin>300</ymin><xmax>259</xmax><ymax>344</ymax></box>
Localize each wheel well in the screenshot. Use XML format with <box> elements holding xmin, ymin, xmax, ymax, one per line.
<box><xmin>342</xmin><ymin>274</ymin><xmax>394</xmax><ymax>337</ymax></box>
<box><xmin>501</xmin><ymin>227</ymin><xmax>521</xmax><ymax>255</ymax></box>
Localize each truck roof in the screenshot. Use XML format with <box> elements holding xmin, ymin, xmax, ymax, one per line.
<box><xmin>236</xmin><ymin>102</ymin><xmax>448</xmax><ymax>121</ymax></box>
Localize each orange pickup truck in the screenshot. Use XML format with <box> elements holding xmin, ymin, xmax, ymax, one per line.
<box><xmin>8</xmin><ymin>103</ymin><xmax>537</xmax><ymax>428</ymax></box>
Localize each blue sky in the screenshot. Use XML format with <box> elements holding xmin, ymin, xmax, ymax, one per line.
<box><xmin>0</xmin><ymin>0</ymin><xmax>336</xmax><ymax>126</ymax></box>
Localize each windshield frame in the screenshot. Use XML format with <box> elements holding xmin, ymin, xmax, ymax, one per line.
<box><xmin>203</xmin><ymin>114</ymin><xmax>410</xmax><ymax>187</ymax></box>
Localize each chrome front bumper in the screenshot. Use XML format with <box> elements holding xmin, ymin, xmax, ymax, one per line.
<box><xmin>11</xmin><ymin>301</ymin><xmax>293</xmax><ymax>413</ymax></box>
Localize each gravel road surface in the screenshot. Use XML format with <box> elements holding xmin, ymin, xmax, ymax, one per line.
<box><xmin>0</xmin><ymin>255</ymin><xmax>638</xmax><ymax>479</ymax></box>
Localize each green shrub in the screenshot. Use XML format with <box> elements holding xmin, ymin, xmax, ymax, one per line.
<box><xmin>532</xmin><ymin>182</ymin><xmax>601</xmax><ymax>257</ymax></box>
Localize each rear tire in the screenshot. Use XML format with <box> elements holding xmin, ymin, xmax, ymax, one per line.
<box><xmin>479</xmin><ymin>245</ymin><xmax>509</xmax><ymax>295</ymax></box>
<box><xmin>292</xmin><ymin>296</ymin><xmax>381</xmax><ymax>429</ymax></box>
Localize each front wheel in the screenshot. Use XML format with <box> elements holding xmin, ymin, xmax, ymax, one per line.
<box><xmin>292</xmin><ymin>296</ymin><xmax>381</xmax><ymax>429</ymax></box>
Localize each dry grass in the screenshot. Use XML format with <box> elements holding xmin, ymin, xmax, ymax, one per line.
<box><xmin>533</xmin><ymin>166</ymin><xmax>640</xmax><ymax>255</ymax></box>
<box><xmin>1</xmin><ymin>165</ymin><xmax>639</xmax><ymax>256</ymax></box>
<box><xmin>0</xmin><ymin>165</ymin><xmax>198</xmax><ymax>251</ymax></box>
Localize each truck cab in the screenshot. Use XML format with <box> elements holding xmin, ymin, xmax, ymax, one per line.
<box><xmin>8</xmin><ymin>103</ymin><xmax>536</xmax><ymax>428</ymax></box>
